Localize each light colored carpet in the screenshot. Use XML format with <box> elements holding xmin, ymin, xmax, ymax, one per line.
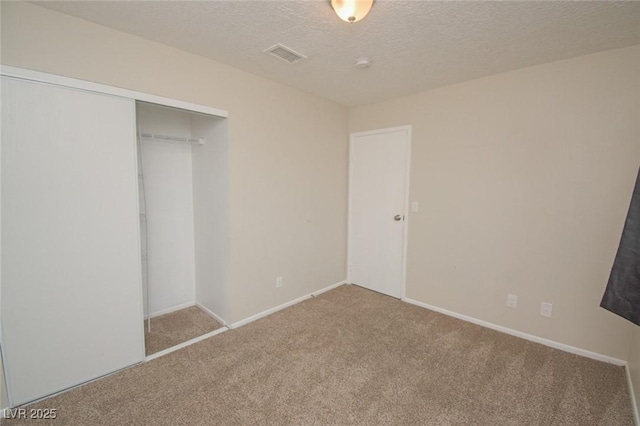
<box><xmin>145</xmin><ymin>306</ymin><xmax>224</xmax><ymax>356</ymax></box>
<box><xmin>3</xmin><ymin>285</ymin><xmax>633</xmax><ymax>425</ymax></box>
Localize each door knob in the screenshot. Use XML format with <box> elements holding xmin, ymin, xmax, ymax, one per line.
<box><xmin>394</xmin><ymin>215</ymin><xmax>403</xmax><ymax>221</ymax></box>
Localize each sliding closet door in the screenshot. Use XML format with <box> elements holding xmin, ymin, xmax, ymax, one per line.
<box><xmin>1</xmin><ymin>77</ymin><xmax>144</xmax><ymax>405</ymax></box>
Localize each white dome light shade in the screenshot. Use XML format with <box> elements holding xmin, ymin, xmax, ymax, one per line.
<box><xmin>330</xmin><ymin>0</ymin><xmax>374</xmax><ymax>23</ymax></box>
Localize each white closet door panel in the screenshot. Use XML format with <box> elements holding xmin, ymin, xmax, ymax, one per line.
<box><xmin>1</xmin><ymin>77</ymin><xmax>144</xmax><ymax>405</ymax></box>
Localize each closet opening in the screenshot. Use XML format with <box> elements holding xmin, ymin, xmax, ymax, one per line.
<box><xmin>135</xmin><ymin>101</ymin><xmax>230</xmax><ymax>357</ymax></box>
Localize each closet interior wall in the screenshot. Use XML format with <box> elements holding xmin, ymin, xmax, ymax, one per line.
<box><xmin>136</xmin><ymin>102</ymin><xmax>229</xmax><ymax>325</ymax></box>
<box><xmin>191</xmin><ymin>114</ymin><xmax>230</xmax><ymax>322</ymax></box>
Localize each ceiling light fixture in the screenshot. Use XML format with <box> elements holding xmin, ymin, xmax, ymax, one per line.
<box><xmin>330</xmin><ymin>0</ymin><xmax>374</xmax><ymax>23</ymax></box>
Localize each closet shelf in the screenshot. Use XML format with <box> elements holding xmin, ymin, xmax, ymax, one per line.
<box><xmin>140</xmin><ymin>132</ymin><xmax>205</xmax><ymax>145</ymax></box>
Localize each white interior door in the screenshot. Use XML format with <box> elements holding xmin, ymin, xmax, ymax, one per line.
<box><xmin>1</xmin><ymin>77</ymin><xmax>144</xmax><ymax>406</ymax></box>
<box><xmin>349</xmin><ymin>127</ymin><xmax>411</xmax><ymax>298</ymax></box>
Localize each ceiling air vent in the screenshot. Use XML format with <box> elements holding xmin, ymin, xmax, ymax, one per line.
<box><xmin>265</xmin><ymin>44</ymin><xmax>307</xmax><ymax>64</ymax></box>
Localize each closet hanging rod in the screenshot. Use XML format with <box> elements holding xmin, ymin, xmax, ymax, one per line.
<box><xmin>140</xmin><ymin>132</ymin><xmax>205</xmax><ymax>145</ymax></box>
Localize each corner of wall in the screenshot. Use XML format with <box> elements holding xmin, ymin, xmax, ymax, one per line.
<box><xmin>628</xmin><ymin>327</ymin><xmax>640</xmax><ymax>423</ymax></box>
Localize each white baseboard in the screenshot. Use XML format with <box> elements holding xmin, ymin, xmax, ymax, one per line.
<box><xmin>311</xmin><ymin>280</ymin><xmax>346</xmax><ymax>297</ymax></box>
<box><xmin>144</xmin><ymin>326</ymin><xmax>228</xmax><ymax>362</ymax></box>
<box><xmin>229</xmin><ymin>295</ymin><xmax>312</xmax><ymax>329</ymax></box>
<box><xmin>402</xmin><ymin>297</ymin><xmax>626</xmax><ymax>366</ymax></box>
<box><xmin>146</xmin><ymin>301</ymin><xmax>195</xmax><ymax>320</ymax></box>
<box><xmin>626</xmin><ymin>364</ymin><xmax>640</xmax><ymax>425</ymax></box>
<box><xmin>195</xmin><ymin>303</ymin><xmax>227</xmax><ymax>327</ymax></box>
<box><xmin>230</xmin><ymin>280</ymin><xmax>347</xmax><ymax>329</ymax></box>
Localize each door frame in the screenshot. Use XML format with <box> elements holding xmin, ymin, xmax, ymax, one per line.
<box><xmin>0</xmin><ymin>66</ymin><xmax>228</xmax><ymax>118</ymax></box>
<box><xmin>0</xmin><ymin>66</ymin><xmax>230</xmax><ymax>407</ymax></box>
<box><xmin>347</xmin><ymin>125</ymin><xmax>412</xmax><ymax>299</ymax></box>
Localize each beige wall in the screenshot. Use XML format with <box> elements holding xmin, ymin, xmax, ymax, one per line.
<box><xmin>350</xmin><ymin>45</ymin><xmax>640</xmax><ymax>360</ymax></box>
<box><xmin>0</xmin><ymin>1</ymin><xmax>349</xmax><ymax>325</ymax></box>
<box><xmin>630</xmin><ymin>328</ymin><xmax>640</xmax><ymax>414</ymax></box>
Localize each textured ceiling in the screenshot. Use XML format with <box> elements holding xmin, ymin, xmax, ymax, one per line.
<box><xmin>35</xmin><ymin>1</ymin><xmax>640</xmax><ymax>107</ymax></box>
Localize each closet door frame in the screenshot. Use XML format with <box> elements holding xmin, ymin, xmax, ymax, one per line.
<box><xmin>0</xmin><ymin>66</ymin><xmax>228</xmax><ymax>407</ymax></box>
<box><xmin>0</xmin><ymin>66</ymin><xmax>228</xmax><ymax>119</ymax></box>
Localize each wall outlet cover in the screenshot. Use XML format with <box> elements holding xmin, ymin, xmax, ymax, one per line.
<box><xmin>540</xmin><ymin>302</ymin><xmax>553</xmax><ymax>318</ymax></box>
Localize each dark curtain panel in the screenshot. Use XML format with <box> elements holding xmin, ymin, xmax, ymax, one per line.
<box><xmin>601</xmin><ymin>168</ymin><xmax>640</xmax><ymax>326</ymax></box>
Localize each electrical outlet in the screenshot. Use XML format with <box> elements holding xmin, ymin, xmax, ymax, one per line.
<box><xmin>276</xmin><ymin>276</ymin><xmax>283</xmax><ymax>288</ymax></box>
<box><xmin>506</xmin><ymin>294</ymin><xmax>518</xmax><ymax>309</ymax></box>
<box><xmin>540</xmin><ymin>302</ymin><xmax>552</xmax><ymax>318</ymax></box>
